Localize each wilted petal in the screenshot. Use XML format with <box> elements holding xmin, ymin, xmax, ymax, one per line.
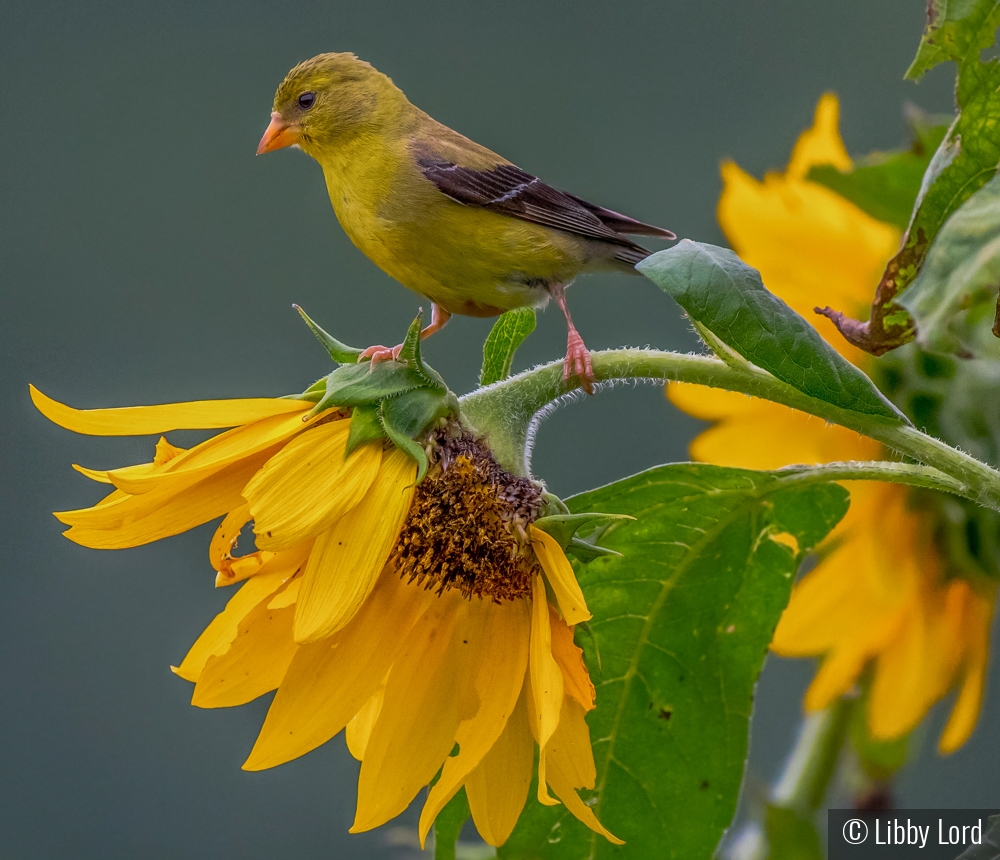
<box><xmin>30</xmin><ymin>385</ymin><xmax>308</xmax><ymax>435</ymax></box>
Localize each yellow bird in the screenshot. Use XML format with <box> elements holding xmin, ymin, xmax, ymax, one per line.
<box><xmin>257</xmin><ymin>53</ymin><xmax>674</xmax><ymax>391</ymax></box>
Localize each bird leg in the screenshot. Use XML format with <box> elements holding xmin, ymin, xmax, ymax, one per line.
<box><xmin>360</xmin><ymin>304</ymin><xmax>453</xmax><ymax>365</ymax></box>
<box><xmin>548</xmin><ymin>283</ymin><xmax>595</xmax><ymax>394</ymax></box>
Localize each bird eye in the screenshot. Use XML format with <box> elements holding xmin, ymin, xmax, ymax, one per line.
<box><xmin>297</xmin><ymin>92</ymin><xmax>316</xmax><ymax>110</ymax></box>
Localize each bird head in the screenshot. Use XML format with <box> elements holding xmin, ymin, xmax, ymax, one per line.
<box><xmin>257</xmin><ymin>53</ymin><xmax>407</xmax><ymax>158</ymax></box>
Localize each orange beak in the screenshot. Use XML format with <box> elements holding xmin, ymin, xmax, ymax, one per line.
<box><xmin>256</xmin><ymin>112</ymin><xmax>301</xmax><ymax>154</ymax></box>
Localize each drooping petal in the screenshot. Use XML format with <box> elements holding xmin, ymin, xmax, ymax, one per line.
<box><xmin>531</xmin><ymin>527</ymin><xmax>591</xmax><ymax>625</ymax></box>
<box><xmin>417</xmin><ymin>595</ymin><xmax>531</xmax><ymax>846</ymax></box>
<box><xmin>192</xmin><ymin>602</ymin><xmax>298</xmax><ymax>708</ymax></box>
<box><xmin>30</xmin><ymin>385</ymin><xmax>309</xmax><ymax>435</ymax></box>
<box><xmin>465</xmin><ymin>683</ymin><xmax>535</xmax><ymax>847</ymax></box>
<box><xmin>528</xmin><ymin>573</ymin><xmax>564</xmax><ymax>806</ymax></box>
<box><xmin>939</xmin><ymin>587</ymin><xmax>994</xmax><ymax>753</ymax></box>
<box><xmin>243</xmin><ymin>574</ymin><xmax>434</xmax><ymax>771</ymax></box>
<box><xmin>108</xmin><ymin>411</ymin><xmax>314</xmax><ymax>496</ymax></box>
<box><xmin>543</xmin><ymin>698</ymin><xmax>623</xmax><ymax>845</ymax></box>
<box><xmin>352</xmin><ymin>590</ymin><xmax>472</xmax><ymax>833</ymax></box>
<box><xmin>346</xmin><ymin>681</ymin><xmax>386</xmax><ymax>761</ymax></box>
<box><xmin>172</xmin><ymin>556</ymin><xmax>299</xmax><ymax>683</ymax></box>
<box><xmin>59</xmin><ymin>456</ymin><xmax>269</xmax><ymax>549</ymax></box>
<box><xmin>549</xmin><ymin>609</ymin><xmax>595</xmax><ymax>711</ymax></box>
<box><xmin>292</xmin><ymin>449</ymin><xmax>415</xmax><ymax>643</ymax></box>
<box><xmin>244</xmin><ymin>420</ymin><xmax>381</xmax><ymax>551</ymax></box>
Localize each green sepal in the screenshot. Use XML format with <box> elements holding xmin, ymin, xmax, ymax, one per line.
<box><xmin>566</xmin><ymin>535</ymin><xmax>623</xmax><ymax>563</ymax></box>
<box><xmin>345</xmin><ymin>404</ymin><xmax>386</xmax><ymax>456</ymax></box>
<box><xmin>539</xmin><ymin>492</ymin><xmax>570</xmax><ymax>517</ymax></box>
<box><xmin>480</xmin><ymin>307</ymin><xmax>537</xmax><ymax>386</ymax></box>
<box><xmin>532</xmin><ymin>511</ymin><xmax>635</xmax><ymax>550</ymax></box>
<box><xmin>294</xmin><ymin>304</ymin><xmax>362</xmax><ymax>364</ymax></box>
<box><xmin>289</xmin><ymin>376</ymin><xmax>327</xmax><ymax>403</ymax></box>
<box><xmin>380</xmin><ymin>400</ymin><xmax>430</xmax><ymax>483</ymax></box>
<box><xmin>311</xmin><ymin>362</ymin><xmax>428</xmax><ymax>414</ymax></box>
<box><xmin>396</xmin><ymin>311</ymin><xmax>447</xmax><ymax>391</ymax></box>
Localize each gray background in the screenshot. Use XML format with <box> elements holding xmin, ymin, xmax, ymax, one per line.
<box><xmin>1</xmin><ymin>1</ymin><xmax>994</xmax><ymax>857</ymax></box>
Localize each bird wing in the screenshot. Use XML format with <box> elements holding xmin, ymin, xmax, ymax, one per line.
<box><xmin>415</xmin><ymin>155</ymin><xmax>674</xmax><ymax>266</ymax></box>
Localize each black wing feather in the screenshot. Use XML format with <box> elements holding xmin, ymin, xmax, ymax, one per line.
<box><xmin>418</xmin><ymin>159</ymin><xmax>674</xmax><ymax>265</ymax></box>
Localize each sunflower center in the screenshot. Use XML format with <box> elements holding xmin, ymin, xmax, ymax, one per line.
<box><xmin>391</xmin><ymin>431</ymin><xmax>545</xmax><ymax>602</ymax></box>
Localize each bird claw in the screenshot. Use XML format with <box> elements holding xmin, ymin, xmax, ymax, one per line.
<box><xmin>359</xmin><ymin>343</ymin><xmax>405</xmax><ymax>367</ymax></box>
<box><xmin>563</xmin><ymin>332</ymin><xmax>595</xmax><ymax>394</ymax></box>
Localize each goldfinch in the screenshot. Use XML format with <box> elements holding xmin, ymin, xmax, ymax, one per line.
<box><xmin>257</xmin><ymin>53</ymin><xmax>674</xmax><ymax>391</ymax></box>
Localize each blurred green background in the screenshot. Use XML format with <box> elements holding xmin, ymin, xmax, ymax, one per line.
<box><xmin>1</xmin><ymin>1</ymin><xmax>995</xmax><ymax>856</ymax></box>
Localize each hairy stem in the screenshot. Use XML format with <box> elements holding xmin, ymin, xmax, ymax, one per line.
<box><xmin>459</xmin><ymin>348</ymin><xmax>1000</xmax><ymax>510</ymax></box>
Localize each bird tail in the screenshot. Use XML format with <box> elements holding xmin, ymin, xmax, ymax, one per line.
<box><xmin>566</xmin><ymin>194</ymin><xmax>676</xmax><ymax>240</ymax></box>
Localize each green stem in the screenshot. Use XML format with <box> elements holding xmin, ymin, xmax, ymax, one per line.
<box><xmin>772</xmin><ymin>698</ymin><xmax>854</xmax><ymax>813</ymax></box>
<box><xmin>770</xmin><ymin>461</ymin><xmax>970</xmax><ymax>498</ymax></box>
<box><xmin>459</xmin><ymin>349</ymin><xmax>1000</xmax><ymax>510</ymax></box>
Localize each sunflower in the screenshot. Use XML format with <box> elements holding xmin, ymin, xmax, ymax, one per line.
<box><xmin>668</xmin><ymin>94</ymin><xmax>996</xmax><ymax>753</ymax></box>
<box><xmin>31</xmin><ymin>385</ymin><xmax>621</xmax><ymax>847</ymax></box>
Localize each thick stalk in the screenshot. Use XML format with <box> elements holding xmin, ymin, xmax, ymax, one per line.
<box><xmin>459</xmin><ymin>349</ymin><xmax>1000</xmax><ymax>510</ymax></box>
<box><xmin>772</xmin><ymin>698</ymin><xmax>854</xmax><ymax>813</ymax></box>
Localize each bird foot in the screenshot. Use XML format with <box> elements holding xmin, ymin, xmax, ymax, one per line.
<box><xmin>359</xmin><ymin>343</ymin><xmax>405</xmax><ymax>366</ymax></box>
<box><xmin>563</xmin><ymin>331</ymin><xmax>595</xmax><ymax>394</ymax></box>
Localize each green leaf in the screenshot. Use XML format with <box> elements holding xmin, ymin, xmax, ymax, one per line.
<box><xmin>294</xmin><ymin>304</ymin><xmax>362</xmax><ymax>364</ymax></box>
<box><xmin>480</xmin><ymin>308</ymin><xmax>537</xmax><ymax>386</ymax></box>
<box><xmin>807</xmin><ymin>118</ymin><xmax>949</xmax><ymax>229</ymax></box>
<box><xmin>499</xmin><ymin>464</ymin><xmax>850</xmax><ymax>859</ymax></box>
<box><xmin>762</xmin><ymin>806</ymin><xmax>823</xmax><ymax>860</ymax></box>
<box><xmin>906</xmin><ymin>0</ymin><xmax>1000</xmax><ymax>80</ymax></box>
<box><xmin>822</xmin><ymin>7</ymin><xmax>1000</xmax><ymax>354</ymax></box>
<box><xmin>637</xmin><ymin>240</ymin><xmax>906</xmax><ymax>422</ymax></box>
<box><xmin>434</xmin><ymin>789</ymin><xmax>472</xmax><ymax>860</ymax></box>
<box><xmin>899</xmin><ymin>173</ymin><xmax>1000</xmax><ymax>357</ymax></box>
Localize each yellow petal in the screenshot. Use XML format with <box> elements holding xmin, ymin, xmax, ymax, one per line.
<box><xmin>59</xmin><ymin>456</ymin><xmax>267</xmax><ymax>549</ymax></box>
<box><xmin>245</xmin><ymin>420</ymin><xmax>380</xmax><ymax>551</ymax></box>
<box><xmin>531</xmin><ymin>527</ymin><xmax>591</xmax><ymax>625</ymax></box>
<box><xmin>208</xmin><ymin>503</ymin><xmax>253</xmax><ymax>571</ymax></box>
<box><xmin>192</xmin><ymin>603</ymin><xmax>298</xmax><ymax>708</ymax></box>
<box><xmin>786</xmin><ymin>92</ymin><xmax>852</xmax><ymax>178</ymax></box>
<box><xmin>292</xmin><ymin>449</ymin><xmax>415</xmax><ymax>643</ymax></box>
<box><xmin>243</xmin><ymin>575</ymin><xmax>433</xmax><ymax>771</ymax></box>
<box><xmin>267</xmin><ymin>576</ymin><xmax>301</xmax><ymax>609</ymax></box>
<box><xmin>939</xmin><ymin>588</ymin><xmax>993</xmax><ymax>753</ymax></box>
<box><xmin>418</xmin><ymin>596</ymin><xmax>531</xmax><ymax>847</ymax></box>
<box><xmin>352</xmin><ymin>590</ymin><xmax>472</xmax><ymax>833</ymax></box>
<box><xmin>108</xmin><ymin>411</ymin><xmax>312</xmax><ymax>496</ymax></box>
<box><xmin>528</xmin><ymin>572</ymin><xmax>564</xmax><ymax>806</ymax></box>
<box><xmin>72</xmin><ymin>463</ymin><xmax>113</xmax><ymax>483</ymax></box>
<box><xmin>30</xmin><ymin>385</ymin><xmax>309</xmax><ymax>435</ymax></box>
<box><xmin>465</xmin><ymin>683</ymin><xmax>535</xmax><ymax>847</ymax></box>
<box><xmin>544</xmin><ymin>698</ymin><xmax>623</xmax><ymax>845</ymax></box>
<box><xmin>549</xmin><ymin>609</ymin><xmax>595</xmax><ymax>712</ymax></box>
<box><xmin>346</xmin><ymin>681</ymin><xmax>387</xmax><ymax>762</ymax></box>
<box><xmin>173</xmin><ymin>547</ymin><xmax>308</xmax><ymax>683</ymax></box>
